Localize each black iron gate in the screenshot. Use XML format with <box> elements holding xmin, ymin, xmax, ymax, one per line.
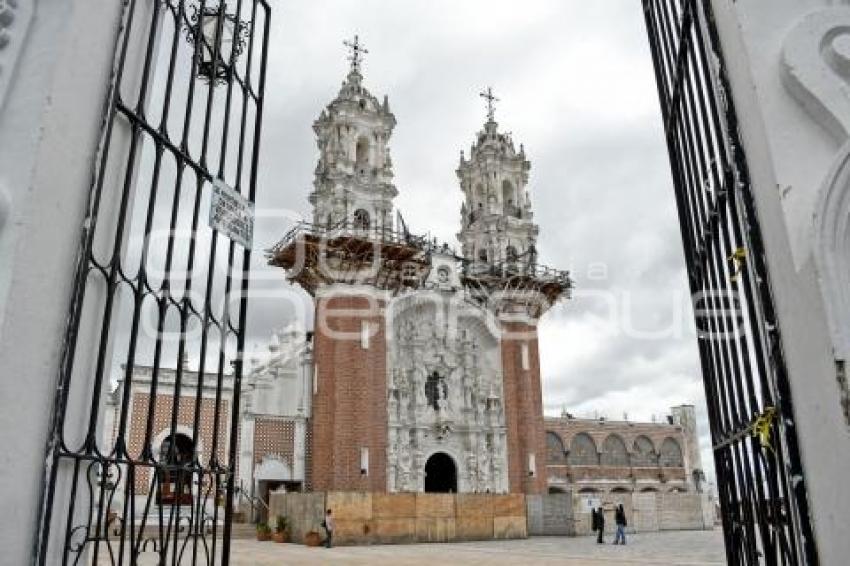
<box><xmin>35</xmin><ymin>0</ymin><xmax>269</xmax><ymax>564</ymax></box>
<box><xmin>642</xmin><ymin>1</ymin><xmax>818</xmax><ymax>564</ymax></box>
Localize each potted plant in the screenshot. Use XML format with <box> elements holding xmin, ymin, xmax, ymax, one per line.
<box><xmin>272</xmin><ymin>515</ymin><xmax>289</xmax><ymax>543</ymax></box>
<box><xmin>304</xmin><ymin>529</ymin><xmax>322</xmax><ymax>547</ymax></box>
<box><xmin>256</xmin><ymin>522</ymin><xmax>272</xmax><ymax>542</ymax></box>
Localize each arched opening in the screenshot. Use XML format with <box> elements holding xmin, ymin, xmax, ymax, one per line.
<box><xmin>502</xmin><ymin>180</ymin><xmax>519</xmax><ymax>217</ymax></box>
<box><xmin>355</xmin><ymin>136</ymin><xmax>369</xmax><ymax>166</ymax></box>
<box><xmin>632</xmin><ymin>435</ymin><xmax>657</xmax><ymax>467</ymax></box>
<box><xmin>424</xmin><ymin>371</ymin><xmax>447</xmax><ymax>411</ymax></box>
<box><xmin>424</xmin><ymin>452</ymin><xmax>457</xmax><ymax>493</ymax></box>
<box><xmin>568</xmin><ymin>433</ymin><xmax>599</xmax><ymax>466</ymax></box>
<box><xmin>546</xmin><ymin>431</ymin><xmax>566</xmax><ymax>463</ymax></box>
<box><xmin>659</xmin><ymin>437</ymin><xmax>684</xmax><ymax>467</ymax></box>
<box><xmin>601</xmin><ymin>434</ymin><xmax>629</xmax><ymax>466</ymax></box>
<box><xmin>353</xmin><ymin>208</ymin><xmax>370</xmax><ymax>230</ymax></box>
<box><xmin>505</xmin><ymin>245</ymin><xmax>518</xmax><ymax>271</ymax></box>
<box><xmin>157</xmin><ymin>433</ymin><xmax>194</xmax><ymax>505</ymax></box>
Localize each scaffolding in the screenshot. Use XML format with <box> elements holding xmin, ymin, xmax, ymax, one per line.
<box><xmin>267</xmin><ymin>221</ymin><xmax>572</xmax><ymax>315</ymax></box>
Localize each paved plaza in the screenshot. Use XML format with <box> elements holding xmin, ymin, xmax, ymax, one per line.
<box><xmin>228</xmin><ymin>530</ymin><xmax>725</xmax><ymax>565</ymax></box>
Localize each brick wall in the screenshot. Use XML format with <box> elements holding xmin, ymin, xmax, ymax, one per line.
<box><xmin>544</xmin><ymin>416</ymin><xmax>690</xmax><ymax>491</ymax></box>
<box><xmin>500</xmin><ymin>321</ymin><xmax>547</xmax><ymax>494</ymax></box>
<box><xmin>310</xmin><ymin>293</ymin><xmax>388</xmax><ymax>491</ymax></box>
<box><xmin>127</xmin><ymin>392</ymin><xmax>230</xmax><ymax>493</ymax></box>
<box><xmin>254</xmin><ymin>417</ymin><xmax>296</xmax><ymax>465</ymax></box>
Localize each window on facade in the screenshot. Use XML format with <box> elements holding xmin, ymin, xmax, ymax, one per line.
<box><xmin>353</xmin><ymin>208</ymin><xmax>370</xmax><ymax>230</ymax></box>
<box><xmin>600</xmin><ymin>434</ymin><xmax>629</xmax><ymax>466</ymax></box>
<box><xmin>355</xmin><ymin>136</ymin><xmax>369</xmax><ymax>164</ymax></box>
<box><xmin>425</xmin><ymin>371</ymin><xmax>446</xmax><ymax>411</ymax></box>
<box><xmin>502</xmin><ymin>180</ymin><xmax>514</xmax><ymax>204</ymax></box>
<box><xmin>567</xmin><ymin>433</ymin><xmax>598</xmax><ymax>466</ymax></box>
<box><xmin>632</xmin><ymin>436</ymin><xmax>657</xmax><ymax>467</ymax></box>
<box><xmin>506</xmin><ymin>245</ymin><xmax>518</xmax><ymax>269</ymax></box>
<box><xmin>546</xmin><ymin>431</ymin><xmax>566</xmax><ymax>462</ymax></box>
<box><xmin>478</xmin><ymin>248</ymin><xmax>488</xmax><ymax>262</ymax></box>
<box><xmin>659</xmin><ymin>438</ymin><xmax>684</xmax><ymax>467</ymax></box>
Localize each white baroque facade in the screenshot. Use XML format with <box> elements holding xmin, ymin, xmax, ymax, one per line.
<box><xmin>386</xmin><ymin>258</ymin><xmax>509</xmax><ymax>493</ymax></box>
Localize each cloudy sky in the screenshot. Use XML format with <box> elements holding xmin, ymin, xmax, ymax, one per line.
<box><xmin>234</xmin><ymin>0</ymin><xmax>713</xmax><ymax>484</ymax></box>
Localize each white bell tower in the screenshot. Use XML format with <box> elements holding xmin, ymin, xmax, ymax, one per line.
<box><xmin>309</xmin><ymin>36</ymin><xmax>398</xmax><ymax>232</ymax></box>
<box><xmin>457</xmin><ymin>88</ymin><xmax>539</xmax><ymax>274</ymax></box>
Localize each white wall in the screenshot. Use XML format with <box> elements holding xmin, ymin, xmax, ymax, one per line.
<box><xmin>712</xmin><ymin>1</ymin><xmax>850</xmax><ymax>562</ymax></box>
<box><xmin>0</xmin><ymin>0</ymin><xmax>146</xmax><ymax>563</ymax></box>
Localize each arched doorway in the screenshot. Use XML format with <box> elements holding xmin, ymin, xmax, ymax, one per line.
<box><xmin>424</xmin><ymin>452</ymin><xmax>457</xmax><ymax>493</ymax></box>
<box><xmin>157</xmin><ymin>433</ymin><xmax>194</xmax><ymax>505</ymax></box>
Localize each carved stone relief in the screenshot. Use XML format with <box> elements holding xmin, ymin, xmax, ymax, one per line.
<box><xmin>0</xmin><ymin>0</ymin><xmax>33</xmax><ymax>112</ymax></box>
<box><xmin>782</xmin><ymin>7</ymin><xmax>850</xmax><ymax>424</ymax></box>
<box><xmin>387</xmin><ymin>290</ymin><xmax>508</xmax><ymax>492</ymax></box>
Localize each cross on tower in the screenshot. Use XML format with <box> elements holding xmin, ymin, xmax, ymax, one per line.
<box><xmin>343</xmin><ymin>35</ymin><xmax>368</xmax><ymax>74</ymax></box>
<box><xmin>480</xmin><ymin>86</ymin><xmax>499</xmax><ymax>122</ymax></box>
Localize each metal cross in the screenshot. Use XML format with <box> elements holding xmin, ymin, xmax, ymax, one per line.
<box><xmin>344</xmin><ymin>35</ymin><xmax>368</xmax><ymax>74</ymax></box>
<box><xmin>480</xmin><ymin>86</ymin><xmax>499</xmax><ymax>121</ymax></box>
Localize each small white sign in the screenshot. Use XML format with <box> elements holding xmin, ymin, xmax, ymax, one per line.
<box><xmin>209</xmin><ymin>179</ymin><xmax>254</xmax><ymax>249</ymax></box>
<box><xmin>582</xmin><ymin>496</ymin><xmax>601</xmax><ymax>511</ymax></box>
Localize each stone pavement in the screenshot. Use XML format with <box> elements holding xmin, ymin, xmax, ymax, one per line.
<box><xmin>229</xmin><ymin>530</ymin><xmax>726</xmax><ymax>565</ymax></box>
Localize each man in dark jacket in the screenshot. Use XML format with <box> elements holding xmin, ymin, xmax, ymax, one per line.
<box><xmin>595</xmin><ymin>506</ymin><xmax>605</xmax><ymax>543</ymax></box>
<box><xmin>614</xmin><ymin>504</ymin><xmax>627</xmax><ymax>545</ymax></box>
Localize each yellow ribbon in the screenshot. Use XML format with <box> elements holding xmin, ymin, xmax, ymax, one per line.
<box><xmin>751</xmin><ymin>406</ymin><xmax>776</xmax><ymax>454</ymax></box>
<box><xmin>729</xmin><ymin>247</ymin><xmax>746</xmax><ymax>282</ymax></box>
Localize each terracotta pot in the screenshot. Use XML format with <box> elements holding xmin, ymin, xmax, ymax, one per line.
<box><xmin>304</xmin><ymin>531</ymin><xmax>322</xmax><ymax>547</ymax></box>
<box><xmin>272</xmin><ymin>531</ymin><xmax>289</xmax><ymax>543</ymax></box>
<box><xmin>256</xmin><ymin>531</ymin><xmax>272</xmax><ymax>542</ymax></box>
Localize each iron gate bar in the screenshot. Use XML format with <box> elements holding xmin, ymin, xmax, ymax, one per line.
<box><xmin>36</xmin><ymin>0</ymin><xmax>270</xmax><ymax>564</ymax></box>
<box><xmin>642</xmin><ymin>0</ymin><xmax>818</xmax><ymax>564</ymax></box>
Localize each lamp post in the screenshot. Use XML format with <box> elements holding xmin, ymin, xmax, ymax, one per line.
<box><xmin>186</xmin><ymin>1</ymin><xmax>248</xmax><ymax>84</ymax></box>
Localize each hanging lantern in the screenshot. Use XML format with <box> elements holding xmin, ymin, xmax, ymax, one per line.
<box><xmin>186</xmin><ymin>1</ymin><xmax>248</xmax><ymax>84</ymax></box>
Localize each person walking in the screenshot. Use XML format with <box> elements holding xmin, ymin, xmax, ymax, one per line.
<box><xmin>595</xmin><ymin>506</ymin><xmax>605</xmax><ymax>544</ymax></box>
<box><xmin>322</xmin><ymin>508</ymin><xmax>335</xmax><ymax>548</ymax></box>
<box><xmin>614</xmin><ymin>503</ymin><xmax>627</xmax><ymax>545</ymax></box>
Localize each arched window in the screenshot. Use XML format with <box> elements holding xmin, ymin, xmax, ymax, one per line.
<box><xmin>659</xmin><ymin>438</ymin><xmax>684</xmax><ymax>467</ymax></box>
<box><xmin>478</xmin><ymin>248</ymin><xmax>488</xmax><ymax>262</ymax></box>
<box><xmin>355</xmin><ymin>136</ymin><xmax>369</xmax><ymax>165</ymax></box>
<box><xmin>157</xmin><ymin>433</ymin><xmax>194</xmax><ymax>505</ymax></box>
<box><xmin>567</xmin><ymin>433</ymin><xmax>598</xmax><ymax>466</ymax></box>
<box><xmin>632</xmin><ymin>435</ymin><xmax>657</xmax><ymax>467</ymax></box>
<box><xmin>546</xmin><ymin>431</ymin><xmax>566</xmax><ymax>463</ymax></box>
<box><xmin>353</xmin><ymin>208</ymin><xmax>370</xmax><ymax>230</ymax></box>
<box><xmin>502</xmin><ymin>180</ymin><xmax>514</xmax><ymax>200</ymax></box>
<box><xmin>425</xmin><ymin>371</ymin><xmax>446</xmax><ymax>411</ymax></box>
<box><xmin>600</xmin><ymin>434</ymin><xmax>629</xmax><ymax>466</ymax></box>
<box><xmin>506</xmin><ymin>245</ymin><xmax>518</xmax><ymax>263</ymax></box>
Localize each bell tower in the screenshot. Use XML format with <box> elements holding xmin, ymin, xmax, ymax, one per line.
<box><xmin>457</xmin><ymin>87</ymin><xmax>539</xmax><ymax>275</ymax></box>
<box><xmin>456</xmin><ymin>90</ymin><xmax>572</xmax><ymax>494</ymax></box>
<box><xmin>268</xmin><ymin>38</ymin><xmax>432</xmax><ymax>493</ymax></box>
<box><xmin>310</xmin><ymin>35</ymin><xmax>398</xmax><ymax>233</ymax></box>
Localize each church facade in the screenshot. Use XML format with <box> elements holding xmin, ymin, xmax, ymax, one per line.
<box><xmin>257</xmin><ymin>45</ymin><xmax>570</xmax><ymax>497</ymax></box>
